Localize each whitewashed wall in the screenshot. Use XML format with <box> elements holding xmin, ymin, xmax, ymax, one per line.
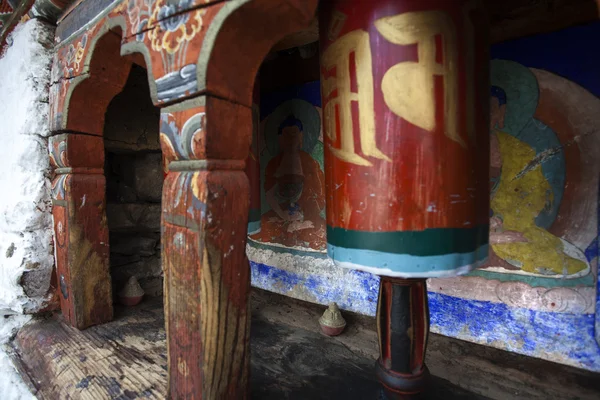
<box><xmin>0</xmin><ymin>19</ymin><xmax>55</xmax><ymax>400</ymax></box>
<box><xmin>0</xmin><ymin>19</ymin><xmax>54</xmax><ymax>316</ymax></box>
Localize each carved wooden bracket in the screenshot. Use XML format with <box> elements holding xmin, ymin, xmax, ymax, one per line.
<box><xmin>49</xmin><ymin>133</ymin><xmax>112</xmax><ymax>329</ymax></box>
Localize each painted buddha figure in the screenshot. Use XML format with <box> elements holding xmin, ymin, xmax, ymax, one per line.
<box><xmin>489</xmin><ymin>86</ymin><xmax>586</xmax><ymax>276</ymax></box>
<box><xmin>252</xmin><ymin>115</ymin><xmax>325</xmax><ymax>249</ymax></box>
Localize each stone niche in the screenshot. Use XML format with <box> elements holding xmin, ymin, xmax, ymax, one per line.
<box><xmin>103</xmin><ymin>64</ymin><xmax>163</xmax><ymax>297</ymax></box>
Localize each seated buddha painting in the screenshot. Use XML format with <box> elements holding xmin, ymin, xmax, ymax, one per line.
<box><xmin>481</xmin><ymin>59</ymin><xmax>598</xmax><ymax>283</ymax></box>
<box><xmin>250</xmin><ymin>82</ymin><xmax>327</xmax><ymax>251</ymax></box>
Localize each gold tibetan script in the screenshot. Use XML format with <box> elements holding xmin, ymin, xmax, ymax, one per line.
<box><xmin>322</xmin><ymin>11</ymin><xmax>468</xmax><ymax>166</ymax></box>
<box><xmin>375</xmin><ymin>11</ymin><xmax>464</xmax><ymax>148</ymax></box>
<box><xmin>321</xmin><ymin>30</ymin><xmax>391</xmax><ymax>167</ymax></box>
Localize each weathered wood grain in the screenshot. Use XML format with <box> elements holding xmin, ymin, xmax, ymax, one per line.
<box><xmin>200</xmin><ymin>0</ymin><xmax>319</xmax><ymax>107</ymax></box>
<box><xmin>49</xmin><ymin>133</ymin><xmax>113</xmax><ymax>329</ymax></box>
<box><xmin>160</xmin><ymin>95</ymin><xmax>253</xmax><ymax>399</ymax></box>
<box><xmin>153</xmin><ymin>2</ymin><xmax>317</xmax><ymax>395</ymax></box>
<box><xmin>63</xmin><ymin>31</ymin><xmax>132</xmax><ymax>135</ymax></box>
<box><xmin>13</xmin><ymin>291</ymin><xmax>600</xmax><ymax>399</ymax></box>
<box><xmin>14</xmin><ymin>299</ymin><xmax>167</xmax><ymax>399</ymax></box>
<box><xmin>50</xmin><ymin>1</ymin><xmax>319</xmax><ymax>398</ymax></box>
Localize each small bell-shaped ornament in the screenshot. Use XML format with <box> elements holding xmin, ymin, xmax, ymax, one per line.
<box><xmin>319</xmin><ymin>302</ymin><xmax>346</xmax><ymax>336</ymax></box>
<box><xmin>119</xmin><ymin>276</ymin><xmax>145</xmax><ymax>306</ymax></box>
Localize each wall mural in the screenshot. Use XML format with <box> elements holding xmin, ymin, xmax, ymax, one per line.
<box><xmin>252</xmin><ymin>37</ymin><xmax>599</xmax><ymax>302</ymax></box>
<box><xmin>486</xmin><ymin>61</ymin><xmax>593</xmax><ymax>279</ymax></box>
<box><xmin>249</xmin><ymin>23</ymin><xmax>600</xmax><ymax>371</ymax></box>
<box><xmin>430</xmin><ymin>59</ymin><xmax>597</xmax><ymax>315</ymax></box>
<box><xmin>438</xmin><ymin>26</ymin><xmax>600</xmax><ymax>315</ymax></box>
<box><xmin>250</xmin><ymin>82</ymin><xmax>326</xmax><ymax>251</ymax></box>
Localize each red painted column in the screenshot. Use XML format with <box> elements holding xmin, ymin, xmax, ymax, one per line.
<box><xmin>49</xmin><ymin>133</ymin><xmax>113</xmax><ymax>329</ymax></box>
<box><xmin>246</xmin><ymin>80</ymin><xmax>261</xmax><ymax>235</ymax></box>
<box><xmin>319</xmin><ymin>1</ymin><xmax>490</xmax><ymax>397</ymax></box>
<box><xmin>160</xmin><ymin>96</ymin><xmax>252</xmax><ymax>399</ymax></box>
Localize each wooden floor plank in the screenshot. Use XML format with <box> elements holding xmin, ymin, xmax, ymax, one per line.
<box><xmin>11</xmin><ymin>290</ymin><xmax>600</xmax><ymax>399</ymax></box>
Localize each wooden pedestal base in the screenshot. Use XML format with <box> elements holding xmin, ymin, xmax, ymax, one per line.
<box><xmin>376</xmin><ymin>278</ymin><xmax>430</xmax><ymax>399</ymax></box>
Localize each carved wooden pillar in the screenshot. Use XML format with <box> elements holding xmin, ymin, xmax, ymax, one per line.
<box><xmin>152</xmin><ymin>1</ymin><xmax>317</xmax><ymax>397</ymax></box>
<box><xmin>48</xmin><ymin>26</ymin><xmax>132</xmax><ymax>329</ymax></box>
<box><xmin>160</xmin><ymin>97</ymin><xmax>253</xmax><ymax>399</ymax></box>
<box><xmin>49</xmin><ymin>133</ymin><xmax>112</xmax><ymax>329</ymax></box>
<box><xmin>319</xmin><ymin>0</ymin><xmax>490</xmax><ymax>397</ymax></box>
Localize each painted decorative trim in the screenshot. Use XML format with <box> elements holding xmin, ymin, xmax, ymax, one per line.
<box><xmin>247</xmin><ymin>244</ymin><xmax>380</xmax><ymax>316</ymax></box>
<box><xmin>54</xmin><ymin>0</ymin><xmax>120</xmax><ymax>42</ymax></box>
<box><xmin>428</xmin><ymin>292</ymin><xmax>599</xmax><ymax>371</ymax></box>
<box><xmin>327</xmin><ymin>243</ymin><xmax>489</xmax><ymax>277</ymax></box>
<box><xmin>155</xmin><ymin>63</ymin><xmax>197</xmax><ymax>102</ymax></box>
<box><xmin>168</xmin><ymin>159</ymin><xmax>246</xmax><ymax>172</ymax></box>
<box><xmin>195</xmin><ymin>0</ymin><xmax>250</xmax><ymax>94</ymax></box>
<box><xmin>248</xmin><ymin>243</ymin><xmax>600</xmax><ymax>371</ymax></box>
<box><xmin>428</xmin><ymin>276</ymin><xmax>596</xmax><ymax>314</ymax></box>
<box><xmin>326</xmin><ymin>226</ymin><xmax>489</xmax><ymax>256</ymax></box>
<box><xmin>248</xmin><ymin>243</ymin><xmax>595</xmax><ymax>315</ymax></box>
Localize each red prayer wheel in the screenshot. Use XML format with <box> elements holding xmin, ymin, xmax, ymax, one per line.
<box><xmin>319</xmin><ymin>0</ymin><xmax>490</xmax><ymax>278</ymax></box>
<box><xmin>319</xmin><ymin>1</ymin><xmax>490</xmax><ymax>397</ymax></box>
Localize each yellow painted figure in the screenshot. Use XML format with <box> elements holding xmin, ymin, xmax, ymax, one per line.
<box><xmin>489</xmin><ymin>87</ymin><xmax>586</xmax><ymax>276</ymax></box>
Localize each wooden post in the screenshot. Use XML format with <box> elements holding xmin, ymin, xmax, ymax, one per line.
<box><xmin>160</xmin><ymin>97</ymin><xmax>252</xmax><ymax>399</ymax></box>
<box><xmin>48</xmin><ymin>28</ymin><xmax>132</xmax><ymax>329</ymax></box>
<box><xmin>376</xmin><ymin>278</ymin><xmax>429</xmax><ymax>398</ymax></box>
<box><xmin>246</xmin><ymin>80</ymin><xmax>261</xmax><ymax>235</ymax></box>
<box><xmin>49</xmin><ymin>133</ymin><xmax>112</xmax><ymax>329</ymax></box>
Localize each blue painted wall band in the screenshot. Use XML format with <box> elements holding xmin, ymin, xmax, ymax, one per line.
<box><xmin>327</xmin><ymin>243</ymin><xmax>489</xmax><ymax>277</ymax></box>
<box><xmin>250</xmin><ymin>260</ymin><xmax>600</xmax><ymax>371</ymax></box>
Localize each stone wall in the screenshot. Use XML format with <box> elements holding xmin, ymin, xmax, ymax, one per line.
<box><xmin>103</xmin><ymin>65</ymin><xmax>163</xmax><ymax>297</ymax></box>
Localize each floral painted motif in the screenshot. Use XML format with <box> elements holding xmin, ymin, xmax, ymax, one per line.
<box><xmin>51</xmin><ymin>175</ymin><xmax>68</xmax><ymax>201</ymax></box>
<box><xmin>126</xmin><ymin>0</ymin><xmax>153</xmax><ymax>40</ymax></box>
<box><xmin>49</xmin><ymin>137</ymin><xmax>68</xmax><ymax>169</ymax></box>
<box><xmin>127</xmin><ymin>0</ymin><xmax>206</xmax><ymax>57</ymax></box>
<box><xmin>148</xmin><ymin>1</ymin><xmax>205</xmax><ymax>57</ymax></box>
<box><xmin>157</xmin><ymin>0</ymin><xmax>193</xmax><ymax>31</ymax></box>
<box><xmin>49</xmin><ymin>31</ymin><xmax>92</xmax><ymax>130</ymax></box>
<box><xmin>63</xmin><ymin>33</ymin><xmax>88</xmax><ymax>77</ymax></box>
<box><xmin>167</xmin><ymin>170</ymin><xmax>207</xmax><ymax>215</ymax></box>
<box><xmin>160</xmin><ymin>111</ymin><xmax>206</xmax><ymax>161</ymax></box>
<box><xmin>50</xmin><ymin>0</ymin><xmax>225</xmax><ymax>127</ymax></box>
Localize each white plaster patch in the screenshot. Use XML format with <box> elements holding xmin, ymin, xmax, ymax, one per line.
<box><xmin>0</xmin><ymin>19</ymin><xmax>55</xmax><ymax>314</ymax></box>
<box><xmin>246</xmin><ymin>243</ymin><xmax>379</xmax><ymax>315</ymax></box>
<box><xmin>429</xmin><ymin>275</ymin><xmax>595</xmax><ymax>314</ymax></box>
<box><xmin>333</xmin><ymin>259</ymin><xmax>480</xmax><ymax>278</ymax></box>
<box><xmin>0</xmin><ymin>315</ymin><xmax>35</xmax><ymax>400</ymax></box>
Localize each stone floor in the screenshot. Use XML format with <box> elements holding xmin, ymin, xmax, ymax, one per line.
<box><xmin>9</xmin><ymin>290</ymin><xmax>600</xmax><ymax>399</ymax></box>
